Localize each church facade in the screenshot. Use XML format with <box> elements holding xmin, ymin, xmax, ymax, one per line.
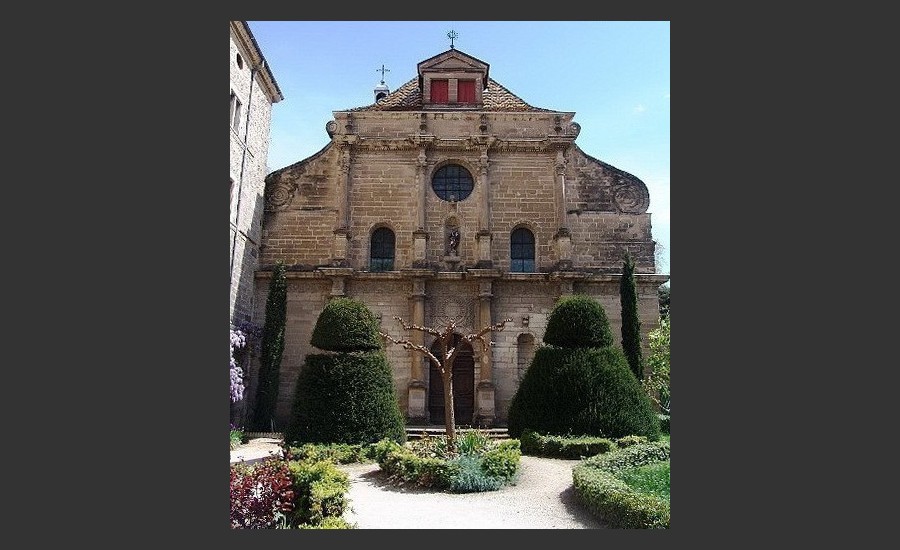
<box><xmin>251</xmin><ymin>47</ymin><xmax>668</xmax><ymax>429</ymax></box>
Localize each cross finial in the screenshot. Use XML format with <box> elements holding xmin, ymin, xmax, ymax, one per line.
<box><xmin>447</xmin><ymin>29</ymin><xmax>458</xmax><ymax>49</ymax></box>
<box><xmin>375</xmin><ymin>64</ymin><xmax>390</xmax><ymax>84</ymax></box>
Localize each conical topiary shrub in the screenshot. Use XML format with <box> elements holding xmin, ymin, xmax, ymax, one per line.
<box><xmin>286</xmin><ymin>297</ymin><xmax>405</xmax><ymax>445</ymax></box>
<box><xmin>507</xmin><ymin>294</ymin><xmax>659</xmax><ymax>440</ymax></box>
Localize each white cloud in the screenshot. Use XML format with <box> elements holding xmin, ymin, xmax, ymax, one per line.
<box><xmin>664</xmin><ymin>93</ymin><xmax>670</xmax><ymax>99</ymax></box>
<box><xmin>633</xmin><ymin>104</ymin><xmax>646</xmax><ymax>114</ymax></box>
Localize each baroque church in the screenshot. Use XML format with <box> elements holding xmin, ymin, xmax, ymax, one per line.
<box><xmin>250</xmin><ymin>45</ymin><xmax>669</xmax><ymax>429</ymax></box>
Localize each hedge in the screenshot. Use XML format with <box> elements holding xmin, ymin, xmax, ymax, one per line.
<box><xmin>572</xmin><ymin>441</ymin><xmax>670</xmax><ymax>529</ymax></box>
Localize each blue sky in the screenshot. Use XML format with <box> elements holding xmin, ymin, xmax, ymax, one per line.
<box><xmin>246</xmin><ymin>21</ymin><xmax>669</xmax><ymax>276</ymax></box>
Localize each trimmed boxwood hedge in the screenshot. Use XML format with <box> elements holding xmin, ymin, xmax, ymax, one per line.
<box><xmin>310</xmin><ymin>297</ymin><xmax>383</xmax><ymax>352</ymax></box>
<box><xmin>286</xmin><ymin>352</ymin><xmax>405</xmax><ymax>445</ymax></box>
<box><xmin>573</xmin><ymin>441</ymin><xmax>670</xmax><ymax>529</ymax></box>
<box><xmin>520</xmin><ymin>430</ymin><xmax>617</xmax><ymax>459</ymax></box>
<box><xmin>507</xmin><ymin>346</ymin><xmax>660</xmax><ymax>440</ymax></box>
<box><xmin>542</xmin><ymin>294</ymin><xmax>614</xmax><ymax>349</ymax></box>
<box><xmin>287</xmin><ymin>459</ymin><xmax>350</xmax><ymax>527</ymax></box>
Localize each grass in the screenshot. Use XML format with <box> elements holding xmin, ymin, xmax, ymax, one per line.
<box><xmin>617</xmin><ymin>461</ymin><xmax>670</xmax><ymax>502</ymax></box>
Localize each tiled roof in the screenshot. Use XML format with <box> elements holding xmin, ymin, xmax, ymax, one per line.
<box><xmin>344</xmin><ymin>77</ymin><xmax>555</xmax><ymax>113</ymax></box>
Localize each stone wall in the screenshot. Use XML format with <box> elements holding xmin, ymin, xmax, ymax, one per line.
<box><xmin>230</xmin><ymin>24</ymin><xmax>276</xmax><ymax>326</ymax></box>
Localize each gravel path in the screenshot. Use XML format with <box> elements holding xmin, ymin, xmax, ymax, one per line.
<box><xmin>337</xmin><ymin>456</ymin><xmax>607</xmax><ymax>529</ymax></box>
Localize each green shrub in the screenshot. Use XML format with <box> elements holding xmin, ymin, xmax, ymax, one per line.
<box><xmin>230</xmin><ymin>427</ymin><xmax>244</xmax><ymax>450</ymax></box>
<box><xmin>582</xmin><ymin>441</ymin><xmax>670</xmax><ymax>474</ymax></box>
<box><xmin>542</xmin><ymin>295</ymin><xmax>613</xmax><ymax>349</ymax></box>
<box><xmin>658</xmin><ymin>414</ymin><xmax>670</xmax><ymax>434</ymax></box>
<box><xmin>371</xmin><ymin>438</ymin><xmax>403</xmax><ymax>464</ymax></box>
<box><xmin>376</xmin><ymin>437</ymin><xmax>520</xmax><ymax>492</ymax></box>
<box><xmin>286</xmin><ymin>351</ymin><xmax>405</xmax><ymax>445</ymax></box>
<box><xmin>507</xmin><ymin>346</ymin><xmax>660</xmax><ymax>440</ymax></box>
<box><xmin>480</xmin><ymin>440</ymin><xmax>521</xmax><ymax>481</ymax></box>
<box><xmin>546</xmin><ymin>435</ymin><xmax>616</xmax><ymax>459</ymax></box>
<box><xmin>297</xmin><ymin>516</ymin><xmax>354</xmax><ymax>529</ymax></box>
<box><xmin>287</xmin><ymin>459</ymin><xmax>349</xmax><ymax>526</ymax></box>
<box><xmin>288</xmin><ymin>442</ymin><xmax>376</xmax><ymax>464</ymax></box>
<box><xmin>573</xmin><ymin>441</ymin><xmax>671</xmax><ymax>529</ymax></box>
<box><xmin>519</xmin><ymin>431</ymin><xmax>615</xmax><ymax>458</ymax></box>
<box><xmin>450</xmin><ymin>456</ymin><xmax>503</xmax><ymax>493</ymax></box>
<box><xmin>309</xmin><ymin>297</ymin><xmax>382</xmax><ymax>352</ymax></box>
<box><xmin>456</xmin><ymin>429</ymin><xmax>494</xmax><ymax>456</ymax></box>
<box><xmin>572</xmin><ymin>466</ymin><xmax>669</xmax><ymax>529</ymax></box>
<box><xmin>615</xmin><ymin>435</ymin><xmax>648</xmax><ymax>448</ymax></box>
<box><xmin>519</xmin><ymin>430</ymin><xmax>544</xmax><ymax>455</ymax></box>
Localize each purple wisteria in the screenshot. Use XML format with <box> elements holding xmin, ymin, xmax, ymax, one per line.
<box><xmin>230</xmin><ymin>322</ymin><xmax>262</xmax><ymax>403</ymax></box>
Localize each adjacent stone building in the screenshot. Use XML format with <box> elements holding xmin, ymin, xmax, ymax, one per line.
<box><xmin>229</xmin><ymin>21</ymin><xmax>283</xmax><ymax>328</ymax></box>
<box><xmin>252</xmin><ymin>47</ymin><xmax>668</xmax><ymax>429</ymax></box>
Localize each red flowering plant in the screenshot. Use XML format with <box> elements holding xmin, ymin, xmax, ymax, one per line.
<box><xmin>230</xmin><ymin>457</ymin><xmax>295</xmax><ymax>529</ymax></box>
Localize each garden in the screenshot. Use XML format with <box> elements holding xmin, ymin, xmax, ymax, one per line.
<box><xmin>229</xmin><ymin>260</ymin><xmax>670</xmax><ymax>529</ymax></box>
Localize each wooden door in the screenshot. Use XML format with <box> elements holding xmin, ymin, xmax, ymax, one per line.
<box><xmin>428</xmin><ymin>335</ymin><xmax>475</xmax><ymax>426</ymax></box>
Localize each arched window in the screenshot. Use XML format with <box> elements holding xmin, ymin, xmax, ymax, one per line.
<box><xmin>370</xmin><ymin>227</ymin><xmax>395</xmax><ymax>272</ymax></box>
<box><xmin>510</xmin><ymin>228</ymin><xmax>535</xmax><ymax>273</ymax></box>
<box><xmin>431</xmin><ymin>164</ymin><xmax>474</xmax><ymax>202</ymax></box>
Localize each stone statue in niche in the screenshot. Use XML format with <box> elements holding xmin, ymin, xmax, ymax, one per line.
<box><xmin>447</xmin><ymin>228</ymin><xmax>460</xmax><ymax>256</ymax></box>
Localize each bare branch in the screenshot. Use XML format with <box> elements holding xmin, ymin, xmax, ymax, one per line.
<box><xmin>392</xmin><ymin>316</ymin><xmax>443</xmax><ymax>339</ymax></box>
<box><xmin>380</xmin><ymin>332</ymin><xmax>442</xmax><ymax>369</ymax></box>
<box><xmin>463</xmin><ymin>318</ymin><xmax>512</xmax><ymax>353</ymax></box>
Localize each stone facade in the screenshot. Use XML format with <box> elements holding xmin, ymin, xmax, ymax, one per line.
<box><xmin>251</xmin><ymin>48</ymin><xmax>668</xmax><ymax>429</ymax></box>
<box><xmin>229</xmin><ymin>21</ymin><xmax>283</xmax><ymax>327</ymax></box>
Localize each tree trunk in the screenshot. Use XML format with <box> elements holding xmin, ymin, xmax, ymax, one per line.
<box><xmin>442</xmin><ymin>365</ymin><xmax>456</xmax><ymax>449</ymax></box>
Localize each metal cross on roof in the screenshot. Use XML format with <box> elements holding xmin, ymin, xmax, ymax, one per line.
<box><xmin>447</xmin><ymin>29</ymin><xmax>458</xmax><ymax>49</ymax></box>
<box><xmin>376</xmin><ymin>64</ymin><xmax>390</xmax><ymax>84</ymax></box>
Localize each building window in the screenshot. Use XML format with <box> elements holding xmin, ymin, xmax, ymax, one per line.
<box><xmin>236</xmin><ymin>53</ymin><xmax>244</xmax><ymax>70</ymax></box>
<box><xmin>370</xmin><ymin>227</ymin><xmax>395</xmax><ymax>272</ymax></box>
<box><xmin>430</xmin><ymin>79</ymin><xmax>448</xmax><ymax>103</ymax></box>
<box><xmin>230</xmin><ymin>91</ymin><xmax>242</xmax><ymax>133</ymax></box>
<box><xmin>431</xmin><ymin>164</ymin><xmax>474</xmax><ymax>202</ymax></box>
<box><xmin>510</xmin><ymin>227</ymin><xmax>535</xmax><ymax>273</ymax></box>
<box><xmin>458</xmin><ymin>80</ymin><xmax>476</xmax><ymax>103</ymax></box>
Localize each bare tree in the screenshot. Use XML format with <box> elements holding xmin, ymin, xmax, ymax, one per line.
<box><xmin>381</xmin><ymin>316</ymin><xmax>511</xmax><ymax>449</ymax></box>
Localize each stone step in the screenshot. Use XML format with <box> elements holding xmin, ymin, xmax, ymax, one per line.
<box><xmin>405</xmin><ymin>426</ymin><xmax>509</xmax><ymax>440</ymax></box>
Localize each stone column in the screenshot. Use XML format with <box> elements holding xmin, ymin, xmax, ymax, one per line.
<box><xmin>475</xmin><ymin>147</ymin><xmax>493</xmax><ymax>268</ymax></box>
<box><xmin>475</xmin><ymin>279</ymin><xmax>495</xmax><ymax>426</ymax></box>
<box><xmin>554</xmin><ymin>145</ymin><xmax>573</xmax><ymax>270</ymax></box>
<box><xmin>332</xmin><ymin>142</ymin><xmax>352</xmax><ymax>265</ymax></box>
<box><xmin>407</xmin><ymin>278</ymin><xmax>427</xmax><ymax>424</ymax></box>
<box><xmin>413</xmin><ymin>146</ymin><xmax>428</xmax><ymax>267</ymax></box>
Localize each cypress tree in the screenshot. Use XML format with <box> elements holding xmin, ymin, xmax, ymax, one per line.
<box><xmin>252</xmin><ymin>261</ymin><xmax>287</xmax><ymax>431</ymax></box>
<box><xmin>620</xmin><ymin>250</ymin><xmax>643</xmax><ymax>381</ymax></box>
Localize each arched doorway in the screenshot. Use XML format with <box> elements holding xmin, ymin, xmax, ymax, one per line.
<box><xmin>429</xmin><ymin>334</ymin><xmax>475</xmax><ymax>425</ymax></box>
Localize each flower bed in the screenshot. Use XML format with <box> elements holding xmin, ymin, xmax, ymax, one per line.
<box><xmin>372</xmin><ymin>431</ymin><xmax>521</xmax><ymax>493</ymax></box>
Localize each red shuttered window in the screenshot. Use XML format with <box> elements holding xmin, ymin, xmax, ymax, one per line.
<box><xmin>458</xmin><ymin>79</ymin><xmax>476</xmax><ymax>103</ymax></box>
<box><xmin>430</xmin><ymin>79</ymin><xmax>448</xmax><ymax>103</ymax></box>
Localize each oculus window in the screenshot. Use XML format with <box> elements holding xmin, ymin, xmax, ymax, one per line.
<box><xmin>431</xmin><ymin>164</ymin><xmax>474</xmax><ymax>202</ymax></box>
